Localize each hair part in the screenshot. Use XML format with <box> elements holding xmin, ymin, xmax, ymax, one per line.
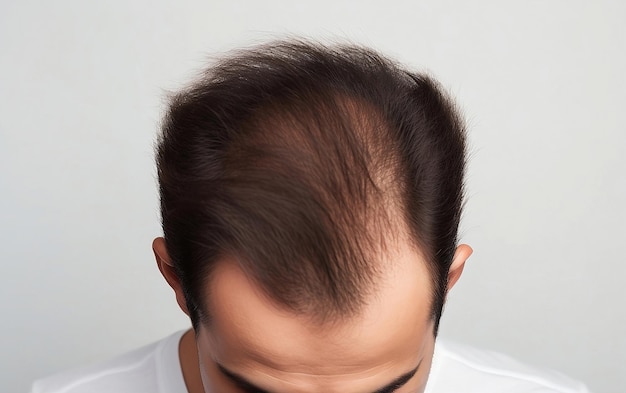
<box><xmin>156</xmin><ymin>39</ymin><xmax>466</xmax><ymax>333</ymax></box>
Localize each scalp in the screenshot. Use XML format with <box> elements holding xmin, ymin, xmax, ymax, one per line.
<box><xmin>156</xmin><ymin>39</ymin><xmax>466</xmax><ymax>329</ymax></box>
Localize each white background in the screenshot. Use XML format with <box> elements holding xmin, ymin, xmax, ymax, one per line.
<box><xmin>1</xmin><ymin>1</ymin><xmax>624</xmax><ymax>392</ymax></box>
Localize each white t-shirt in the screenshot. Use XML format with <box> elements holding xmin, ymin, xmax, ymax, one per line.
<box><xmin>32</xmin><ymin>330</ymin><xmax>590</xmax><ymax>393</ymax></box>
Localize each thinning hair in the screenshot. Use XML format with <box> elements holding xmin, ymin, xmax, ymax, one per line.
<box><xmin>156</xmin><ymin>39</ymin><xmax>466</xmax><ymax>333</ymax></box>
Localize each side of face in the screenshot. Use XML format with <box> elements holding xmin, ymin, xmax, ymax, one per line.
<box><xmin>154</xmin><ymin>238</ymin><xmax>471</xmax><ymax>393</ymax></box>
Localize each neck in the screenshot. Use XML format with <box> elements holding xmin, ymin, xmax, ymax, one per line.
<box><xmin>179</xmin><ymin>329</ymin><xmax>205</xmax><ymax>393</ymax></box>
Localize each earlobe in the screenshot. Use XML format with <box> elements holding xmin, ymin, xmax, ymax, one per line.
<box><xmin>152</xmin><ymin>237</ymin><xmax>190</xmax><ymax>316</ymax></box>
<box><xmin>447</xmin><ymin>244</ymin><xmax>473</xmax><ymax>293</ymax></box>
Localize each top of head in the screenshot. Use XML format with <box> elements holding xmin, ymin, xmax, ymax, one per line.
<box><xmin>156</xmin><ymin>39</ymin><xmax>467</xmax><ymax>328</ymax></box>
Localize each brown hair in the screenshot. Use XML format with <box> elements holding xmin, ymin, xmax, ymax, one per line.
<box><xmin>156</xmin><ymin>39</ymin><xmax>466</xmax><ymax>334</ymax></box>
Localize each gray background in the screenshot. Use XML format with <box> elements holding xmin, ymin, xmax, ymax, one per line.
<box><xmin>1</xmin><ymin>1</ymin><xmax>624</xmax><ymax>392</ymax></box>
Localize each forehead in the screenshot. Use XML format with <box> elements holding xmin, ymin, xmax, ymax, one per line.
<box><xmin>202</xmin><ymin>240</ymin><xmax>434</xmax><ymax>373</ymax></box>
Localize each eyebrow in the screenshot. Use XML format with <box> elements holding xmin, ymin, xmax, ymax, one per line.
<box><xmin>217</xmin><ymin>362</ymin><xmax>421</xmax><ymax>393</ymax></box>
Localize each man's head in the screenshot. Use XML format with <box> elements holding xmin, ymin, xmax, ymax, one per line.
<box><xmin>153</xmin><ymin>40</ymin><xmax>471</xmax><ymax>392</ymax></box>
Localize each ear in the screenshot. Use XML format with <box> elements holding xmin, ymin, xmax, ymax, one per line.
<box><xmin>153</xmin><ymin>237</ymin><xmax>190</xmax><ymax>316</ymax></box>
<box><xmin>447</xmin><ymin>244</ymin><xmax>473</xmax><ymax>294</ymax></box>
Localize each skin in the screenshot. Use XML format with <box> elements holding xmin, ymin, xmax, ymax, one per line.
<box><xmin>153</xmin><ymin>237</ymin><xmax>472</xmax><ymax>393</ymax></box>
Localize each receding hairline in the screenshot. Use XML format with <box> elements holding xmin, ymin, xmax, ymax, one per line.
<box><xmin>203</xmin><ymin>233</ymin><xmax>434</xmax><ymax>332</ymax></box>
